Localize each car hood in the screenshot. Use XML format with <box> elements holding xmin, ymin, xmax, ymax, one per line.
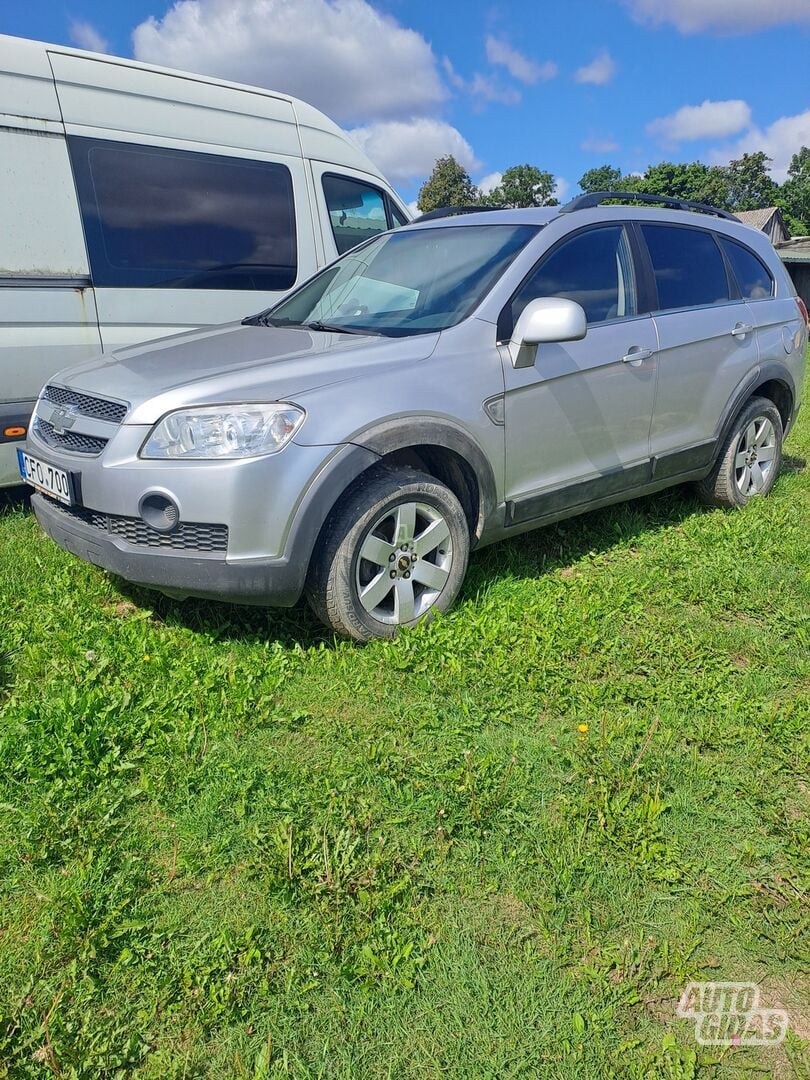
<box><xmin>53</xmin><ymin>322</ymin><xmax>439</xmax><ymax>425</ymax></box>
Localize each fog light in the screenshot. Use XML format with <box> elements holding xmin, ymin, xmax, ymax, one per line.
<box><xmin>139</xmin><ymin>492</ymin><xmax>180</xmax><ymax>533</ymax></box>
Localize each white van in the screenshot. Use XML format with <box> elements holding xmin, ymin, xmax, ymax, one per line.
<box><xmin>0</xmin><ymin>34</ymin><xmax>409</xmax><ymax>486</ymax></box>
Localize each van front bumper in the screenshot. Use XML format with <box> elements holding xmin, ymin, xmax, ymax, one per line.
<box><xmin>32</xmin><ymin>492</ymin><xmax>307</xmax><ymax>607</ymax></box>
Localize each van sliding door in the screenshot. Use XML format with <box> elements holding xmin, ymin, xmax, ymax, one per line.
<box><xmin>49</xmin><ymin>52</ymin><xmax>318</xmax><ymax>350</ymax></box>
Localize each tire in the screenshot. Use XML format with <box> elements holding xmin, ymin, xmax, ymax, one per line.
<box><xmin>306</xmin><ymin>467</ymin><xmax>470</xmax><ymax>641</ymax></box>
<box><xmin>696</xmin><ymin>396</ymin><xmax>783</xmax><ymax>509</ymax></box>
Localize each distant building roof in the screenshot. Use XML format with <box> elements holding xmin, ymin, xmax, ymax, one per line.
<box><xmin>736</xmin><ymin>208</ymin><xmax>779</xmax><ymax>230</ymax></box>
<box><xmin>735</xmin><ymin>207</ymin><xmax>789</xmax><ymax>244</ymax></box>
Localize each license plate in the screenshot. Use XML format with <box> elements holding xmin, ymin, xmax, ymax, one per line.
<box><xmin>17</xmin><ymin>449</ymin><xmax>74</xmax><ymax>505</ymax></box>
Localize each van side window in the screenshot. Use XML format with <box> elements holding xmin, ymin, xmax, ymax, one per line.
<box><xmin>68</xmin><ymin>137</ymin><xmax>297</xmax><ymax>290</ymax></box>
<box><xmin>507</xmin><ymin>225</ymin><xmax>638</xmax><ymax>333</ymax></box>
<box><xmin>719</xmin><ymin>237</ymin><xmax>773</xmax><ymax>300</ymax></box>
<box><xmin>322</xmin><ymin>175</ymin><xmax>390</xmax><ymax>254</ymax></box>
<box><xmin>641</xmin><ymin>225</ymin><xmax>730</xmax><ymax>312</ymax></box>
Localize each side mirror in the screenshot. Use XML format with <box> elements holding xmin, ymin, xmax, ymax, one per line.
<box><xmin>509</xmin><ymin>297</ymin><xmax>587</xmax><ymax>368</ymax></box>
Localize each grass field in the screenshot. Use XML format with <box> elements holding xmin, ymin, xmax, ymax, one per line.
<box><xmin>0</xmin><ymin>377</ymin><xmax>808</xmax><ymax>1078</ymax></box>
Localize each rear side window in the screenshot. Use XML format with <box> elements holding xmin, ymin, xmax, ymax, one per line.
<box><xmin>507</xmin><ymin>224</ymin><xmax>638</xmax><ymax>332</ymax></box>
<box><xmin>641</xmin><ymin>225</ymin><xmax>730</xmax><ymax>312</ymax></box>
<box><xmin>719</xmin><ymin>238</ymin><xmax>773</xmax><ymax>300</ymax></box>
<box><xmin>322</xmin><ymin>175</ymin><xmax>395</xmax><ymax>254</ymax></box>
<box><xmin>68</xmin><ymin>136</ymin><xmax>297</xmax><ymax>290</ymax></box>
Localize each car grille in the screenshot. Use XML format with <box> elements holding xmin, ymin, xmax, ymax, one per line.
<box><xmin>34</xmin><ymin>418</ymin><xmax>109</xmax><ymax>455</ymax></box>
<box><xmin>45</xmin><ymin>498</ymin><xmax>229</xmax><ymax>553</ymax></box>
<box><xmin>43</xmin><ymin>385</ymin><xmax>128</xmax><ymax>425</ymax></box>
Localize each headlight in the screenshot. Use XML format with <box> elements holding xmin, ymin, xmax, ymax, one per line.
<box><xmin>140</xmin><ymin>403</ymin><xmax>305</xmax><ymax>459</ymax></box>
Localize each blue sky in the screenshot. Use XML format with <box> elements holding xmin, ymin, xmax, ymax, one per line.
<box><xmin>3</xmin><ymin>0</ymin><xmax>809</xmax><ymax>205</ymax></box>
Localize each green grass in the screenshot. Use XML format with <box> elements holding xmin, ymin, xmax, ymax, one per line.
<box><xmin>1</xmin><ymin>374</ymin><xmax>808</xmax><ymax>1079</ymax></box>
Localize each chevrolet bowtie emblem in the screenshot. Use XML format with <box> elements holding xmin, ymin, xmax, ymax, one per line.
<box><xmin>50</xmin><ymin>403</ymin><xmax>80</xmax><ymax>434</ymax></box>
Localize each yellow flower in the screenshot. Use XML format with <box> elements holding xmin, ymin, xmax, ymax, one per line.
<box><xmin>143</xmin><ymin>654</ymin><xmax>151</xmax><ymax>662</ymax></box>
<box><xmin>577</xmin><ymin>723</ymin><xmax>589</xmax><ymax>734</ymax></box>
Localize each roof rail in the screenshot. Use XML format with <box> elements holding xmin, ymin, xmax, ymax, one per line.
<box><xmin>410</xmin><ymin>205</ymin><xmax>505</xmax><ymax>223</ymax></box>
<box><xmin>561</xmin><ymin>191</ymin><xmax>740</xmax><ymax>222</ymax></box>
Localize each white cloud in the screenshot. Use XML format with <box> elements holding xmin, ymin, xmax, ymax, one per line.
<box><xmin>348</xmin><ymin>119</ymin><xmax>480</xmax><ymax>184</ymax></box>
<box><xmin>623</xmin><ymin>0</ymin><xmax>810</xmax><ymax>33</ymax></box>
<box><xmin>132</xmin><ymin>0</ymin><xmax>446</xmax><ymax>124</ymax></box>
<box><xmin>555</xmin><ymin>177</ymin><xmax>570</xmax><ymax>202</ymax></box>
<box><xmin>478</xmin><ymin>171</ymin><xmax>503</xmax><ymax>195</ymax></box>
<box><xmin>646</xmin><ymin>99</ymin><xmax>752</xmax><ymax>143</ymax></box>
<box><xmin>581</xmin><ymin>136</ymin><xmax>620</xmax><ymax>153</ymax></box>
<box><xmin>469</xmin><ymin>74</ymin><xmax>522</xmax><ymax>106</ymax></box>
<box><xmin>69</xmin><ymin>19</ymin><xmax>109</xmax><ymax>53</ymax></box>
<box><xmin>443</xmin><ymin>59</ymin><xmax>521</xmax><ymax>106</ymax></box>
<box><xmin>406</xmin><ymin>200</ymin><xmax>420</xmax><ymax>217</ymax></box>
<box><xmin>442</xmin><ymin>57</ymin><xmax>466</xmax><ymax>91</ymax></box>
<box><xmin>710</xmin><ymin>109</ymin><xmax>810</xmax><ymax>181</ymax></box>
<box><xmin>485</xmin><ymin>36</ymin><xmax>557</xmax><ymax>84</ymax></box>
<box><xmin>574</xmin><ymin>49</ymin><xmax>617</xmax><ymax>86</ymax></box>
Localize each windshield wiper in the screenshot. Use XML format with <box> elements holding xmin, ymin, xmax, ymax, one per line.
<box><xmin>304</xmin><ymin>321</ymin><xmax>377</xmax><ymax>335</ymax></box>
<box><xmin>247</xmin><ymin>315</ymin><xmax>377</xmax><ymax>334</ymax></box>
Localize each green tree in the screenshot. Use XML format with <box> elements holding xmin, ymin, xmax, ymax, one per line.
<box><xmin>723</xmin><ymin>151</ymin><xmax>778</xmax><ymax>211</ymax></box>
<box><xmin>416</xmin><ymin>156</ymin><xmax>480</xmax><ymax>213</ymax></box>
<box><xmin>488</xmin><ymin>164</ymin><xmax>558</xmax><ymax>207</ymax></box>
<box><xmin>578</xmin><ymin>165</ymin><xmax>624</xmax><ymax>194</ymax></box>
<box><xmin>636</xmin><ymin>161</ymin><xmax>731</xmax><ymax>209</ymax></box>
<box><xmin>776</xmin><ymin>147</ymin><xmax>810</xmax><ymax>235</ymax></box>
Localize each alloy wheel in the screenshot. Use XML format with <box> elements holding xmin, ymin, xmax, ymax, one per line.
<box><xmin>354</xmin><ymin>501</ymin><xmax>453</xmax><ymax>625</ymax></box>
<box><xmin>734</xmin><ymin>415</ymin><xmax>777</xmax><ymax>497</ymax></box>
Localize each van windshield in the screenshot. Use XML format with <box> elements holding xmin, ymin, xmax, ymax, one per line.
<box><xmin>253</xmin><ymin>224</ymin><xmax>538</xmax><ymax>336</ymax></box>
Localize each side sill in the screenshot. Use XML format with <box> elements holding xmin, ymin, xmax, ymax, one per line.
<box><xmin>506</xmin><ymin>461</ymin><xmax>651</xmax><ymax>527</ymax></box>
<box><xmin>651</xmin><ymin>439</ymin><xmax>716</xmax><ymax>480</ymax></box>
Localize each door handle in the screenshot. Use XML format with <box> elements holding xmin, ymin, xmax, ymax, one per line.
<box><xmin>731</xmin><ymin>323</ymin><xmax>754</xmax><ymax>338</ymax></box>
<box><xmin>621</xmin><ymin>347</ymin><xmax>653</xmax><ymax>366</ymax></box>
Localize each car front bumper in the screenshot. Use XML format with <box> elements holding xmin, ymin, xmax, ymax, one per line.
<box><xmin>25</xmin><ymin>420</ymin><xmax>380</xmax><ymax>606</ymax></box>
<box><xmin>32</xmin><ymin>492</ymin><xmax>308</xmax><ymax>606</ymax></box>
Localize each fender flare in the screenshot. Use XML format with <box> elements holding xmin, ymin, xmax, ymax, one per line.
<box><xmin>714</xmin><ymin>362</ymin><xmax>797</xmax><ymax>457</ymax></box>
<box><xmin>349</xmin><ymin>415</ymin><xmax>499</xmax><ymax>537</ymax></box>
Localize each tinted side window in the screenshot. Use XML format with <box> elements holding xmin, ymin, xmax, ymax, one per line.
<box><xmin>642</xmin><ymin>225</ymin><xmax>730</xmax><ymax>311</ymax></box>
<box><xmin>68</xmin><ymin>136</ymin><xmax>297</xmax><ymax>290</ymax></box>
<box><xmin>719</xmin><ymin>238</ymin><xmax>773</xmax><ymax>300</ymax></box>
<box><xmin>322</xmin><ymin>175</ymin><xmax>389</xmax><ymax>254</ymax></box>
<box><xmin>389</xmin><ymin>202</ymin><xmax>408</xmax><ymax>227</ymax></box>
<box><xmin>509</xmin><ymin>225</ymin><xmax>637</xmax><ymax>331</ymax></box>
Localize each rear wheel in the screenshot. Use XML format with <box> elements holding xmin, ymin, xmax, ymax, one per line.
<box><xmin>697</xmin><ymin>396</ymin><xmax>783</xmax><ymax>508</ymax></box>
<box><xmin>307</xmin><ymin>468</ymin><xmax>470</xmax><ymax>641</ymax></box>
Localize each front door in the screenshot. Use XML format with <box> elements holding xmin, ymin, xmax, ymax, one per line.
<box><xmin>501</xmin><ymin>223</ymin><xmax>658</xmax><ymax>525</ymax></box>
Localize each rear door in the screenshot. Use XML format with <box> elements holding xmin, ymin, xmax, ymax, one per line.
<box><xmin>716</xmin><ymin>234</ymin><xmax>800</xmax><ymax>373</ymax></box>
<box><xmin>641</xmin><ymin>223</ymin><xmax>759</xmax><ymax>474</ymax></box>
<box><xmin>500</xmin><ymin>223</ymin><xmax>659</xmax><ymax>524</ymax></box>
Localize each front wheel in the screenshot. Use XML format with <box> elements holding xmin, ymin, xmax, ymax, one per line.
<box><xmin>697</xmin><ymin>396</ymin><xmax>783</xmax><ymax>508</ymax></box>
<box><xmin>307</xmin><ymin>468</ymin><xmax>470</xmax><ymax>641</ymax></box>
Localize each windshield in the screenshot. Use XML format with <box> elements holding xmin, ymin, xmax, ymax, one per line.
<box><xmin>254</xmin><ymin>224</ymin><xmax>538</xmax><ymax>336</ymax></box>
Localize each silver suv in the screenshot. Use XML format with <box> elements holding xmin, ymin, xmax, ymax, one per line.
<box><xmin>20</xmin><ymin>193</ymin><xmax>808</xmax><ymax>640</ymax></box>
